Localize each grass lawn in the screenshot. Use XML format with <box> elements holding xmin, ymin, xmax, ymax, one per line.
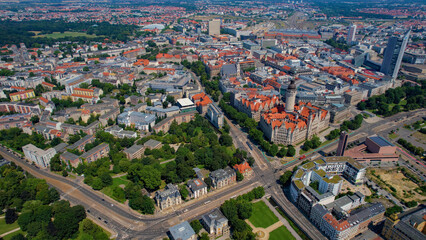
<box><xmin>0</xmin><ymin>219</ymin><xmax>20</xmax><ymax>235</ymax></box>
<box><xmin>248</xmin><ymin>201</ymin><xmax>279</xmax><ymax>228</ymax></box>
<box><xmin>111</xmin><ymin>176</ymin><xmax>130</xmax><ymax>187</ymax></box>
<box><xmin>269</xmin><ymin>226</ymin><xmax>296</xmax><ymax>240</ymax></box>
<box><xmin>2</xmin><ymin>229</ymin><xmax>24</xmax><ymax>240</ymax></box>
<box><xmin>34</xmin><ymin>31</ymin><xmax>100</xmax><ymax>39</ymax></box>
<box><xmin>389</xmin><ymin>133</ymin><xmax>399</xmax><ymax>139</ymax></box>
<box><xmin>100</xmin><ymin>176</ymin><xmax>130</xmax><ymax>203</ymax></box>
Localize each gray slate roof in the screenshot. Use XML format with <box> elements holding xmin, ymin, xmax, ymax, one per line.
<box><xmin>123</xmin><ymin>144</ymin><xmax>144</xmax><ymax>155</ymax></box>
<box><xmin>144</xmin><ymin>139</ymin><xmax>161</xmax><ymax>149</ymax></box>
<box><xmin>169</xmin><ymin>221</ymin><xmax>195</xmax><ymax>240</ymax></box>
<box><xmin>156</xmin><ymin>184</ymin><xmax>181</xmax><ymax>202</ymax></box>
<box><xmin>187</xmin><ymin>178</ymin><xmax>207</xmax><ymax>192</ymax></box>
<box><xmin>202</xmin><ymin>208</ymin><xmax>228</xmax><ymax>228</ymax></box>
<box><xmin>210</xmin><ymin>166</ymin><xmax>235</xmax><ymax>182</ymax></box>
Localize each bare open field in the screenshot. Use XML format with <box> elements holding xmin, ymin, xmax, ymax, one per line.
<box><xmin>412</xmin><ymin>131</ymin><xmax>426</xmax><ymax>145</ymax></box>
<box><xmin>368</xmin><ymin>168</ymin><xmax>425</xmax><ymax>202</ymax></box>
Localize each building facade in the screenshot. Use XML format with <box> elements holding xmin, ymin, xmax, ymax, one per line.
<box><xmin>80</xmin><ymin>143</ymin><xmax>110</xmax><ymax>163</ymax></box>
<box><xmin>23</xmin><ymin>144</ymin><xmax>56</xmax><ymax>168</ymax></box>
<box><xmin>201</xmin><ymin>209</ymin><xmax>230</xmax><ymax>237</ymax></box>
<box><xmin>208</xmin><ymin>19</ymin><xmax>220</xmax><ymax>36</ymax></box>
<box><xmin>210</xmin><ymin>167</ymin><xmax>236</xmax><ymax>189</ymax></box>
<box><xmin>260</xmin><ymin>102</ymin><xmax>330</xmax><ymax>146</ymax></box>
<box><xmin>187</xmin><ymin>178</ymin><xmax>208</xmax><ymax>199</ymax></box>
<box><xmin>381</xmin><ymin>31</ymin><xmax>410</xmax><ymax>79</ymax></box>
<box><xmin>336</xmin><ymin>131</ymin><xmax>348</xmax><ymax>156</ymax></box>
<box><xmin>155</xmin><ymin>184</ymin><xmax>182</xmax><ymax>210</ymax></box>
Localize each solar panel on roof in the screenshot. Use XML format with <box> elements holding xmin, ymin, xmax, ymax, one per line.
<box><xmin>370</xmin><ymin>136</ymin><xmax>393</xmax><ymax>147</ymax></box>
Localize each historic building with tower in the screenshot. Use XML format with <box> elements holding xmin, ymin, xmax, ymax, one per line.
<box><xmin>259</xmin><ymin>80</ymin><xmax>330</xmax><ymax>145</ymax></box>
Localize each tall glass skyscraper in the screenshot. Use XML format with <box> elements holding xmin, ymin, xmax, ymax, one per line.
<box><xmin>380</xmin><ymin>30</ymin><xmax>410</xmax><ymax>79</ymax></box>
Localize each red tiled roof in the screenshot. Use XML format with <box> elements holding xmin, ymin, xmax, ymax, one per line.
<box><xmin>42</xmin><ymin>82</ymin><xmax>55</xmax><ymax>87</ymax></box>
<box><xmin>39</xmin><ymin>97</ymin><xmax>48</xmax><ymax>103</ymax></box>
<box><xmin>233</xmin><ymin>162</ymin><xmax>252</xmax><ymax>174</ymax></box>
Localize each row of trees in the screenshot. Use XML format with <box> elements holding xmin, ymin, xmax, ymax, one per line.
<box><xmin>397</xmin><ymin>138</ymin><xmax>424</xmax><ymax>156</ymax></box>
<box><xmin>219</xmin><ymin>99</ymin><xmax>296</xmax><ymax>157</ymax></box>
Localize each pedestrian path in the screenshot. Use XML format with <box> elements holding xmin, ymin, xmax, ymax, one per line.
<box><xmin>0</xmin><ymin>228</ymin><xmax>20</xmax><ymax>238</ymax></box>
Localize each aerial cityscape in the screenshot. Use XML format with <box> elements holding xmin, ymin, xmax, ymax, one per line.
<box><xmin>0</xmin><ymin>0</ymin><xmax>425</xmax><ymax>240</ymax></box>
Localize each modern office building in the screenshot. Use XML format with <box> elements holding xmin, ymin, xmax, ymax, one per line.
<box><xmin>290</xmin><ymin>157</ymin><xmax>366</xmax><ymax>203</ymax></box>
<box><xmin>206</xmin><ymin>104</ymin><xmax>224</xmax><ymax>129</ymax></box>
<box><xmin>381</xmin><ymin>30</ymin><xmax>411</xmax><ymax>79</ymax></box>
<box><xmin>336</xmin><ymin>131</ymin><xmax>349</xmax><ymax>156</ymax></box>
<box><xmin>208</xmin><ymin>19</ymin><xmax>221</xmax><ymax>36</ymax></box>
<box><xmin>346</xmin><ymin>24</ymin><xmax>357</xmax><ymax>45</ymax></box>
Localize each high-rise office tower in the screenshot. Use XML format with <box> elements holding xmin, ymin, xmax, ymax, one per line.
<box><xmin>380</xmin><ymin>30</ymin><xmax>410</xmax><ymax>79</ymax></box>
<box><xmin>208</xmin><ymin>19</ymin><xmax>221</xmax><ymax>36</ymax></box>
<box><xmin>285</xmin><ymin>80</ymin><xmax>297</xmax><ymax>113</ymax></box>
<box><xmin>336</xmin><ymin>131</ymin><xmax>349</xmax><ymax>156</ymax></box>
<box><xmin>347</xmin><ymin>24</ymin><xmax>357</xmax><ymax>45</ymax></box>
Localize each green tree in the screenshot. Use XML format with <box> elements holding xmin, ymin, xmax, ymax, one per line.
<box><xmin>190</xmin><ymin>220</ymin><xmax>203</xmax><ymax>234</ymax></box>
<box><xmin>11</xmin><ymin>234</ymin><xmax>26</xmax><ymax>240</ymax></box>
<box><xmin>140</xmin><ymin>165</ymin><xmax>161</xmax><ymax>191</ymax></box>
<box><xmin>5</xmin><ymin>208</ymin><xmax>18</xmax><ymax>224</ymax></box>
<box><xmin>199</xmin><ymin>232</ymin><xmax>209</xmax><ymax>240</ymax></box>
<box><xmin>277</xmin><ymin>147</ymin><xmax>287</xmax><ymax>158</ymax></box>
<box><xmin>179</xmin><ymin>185</ymin><xmax>189</xmax><ymax>199</ymax></box>
<box><xmin>30</xmin><ymin>115</ymin><xmax>39</xmax><ymax>124</ymax></box>
<box><xmin>99</xmin><ymin>172</ymin><xmax>113</xmax><ymax>186</ymax></box>
<box><xmin>219</xmin><ymin>134</ymin><xmax>233</xmax><ymax>147</ymax></box>
<box><xmin>287</xmin><ymin>145</ymin><xmax>296</xmax><ymax>157</ymax></box>
<box><xmin>279</xmin><ymin>171</ymin><xmax>293</xmax><ymax>186</ymax></box>
<box><xmin>237</xmin><ymin>201</ymin><xmax>253</xmax><ymax>219</ymax></box>
<box><xmin>236</xmin><ymin>171</ymin><xmax>244</xmax><ymax>181</ymax></box>
<box><xmin>269</xmin><ymin>144</ymin><xmax>279</xmax><ymax>156</ymax></box>
<box><xmin>79</xmin><ymin>219</ymin><xmax>109</xmax><ymax>240</ymax></box>
<box><xmin>91</xmin><ymin>177</ymin><xmax>104</xmax><ymax>190</ymax></box>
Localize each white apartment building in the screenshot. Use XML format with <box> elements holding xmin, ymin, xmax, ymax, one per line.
<box><xmin>23</xmin><ymin>144</ymin><xmax>56</xmax><ymax>168</ymax></box>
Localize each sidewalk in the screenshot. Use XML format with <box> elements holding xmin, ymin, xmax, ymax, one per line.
<box><xmin>263</xmin><ymin>198</ymin><xmax>303</xmax><ymax>240</ymax></box>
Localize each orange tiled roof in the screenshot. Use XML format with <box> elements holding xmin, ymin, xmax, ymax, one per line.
<box><xmin>10</xmin><ymin>89</ymin><xmax>34</xmax><ymax>96</ymax></box>
<box><xmin>11</xmin><ymin>86</ymin><xmax>26</xmax><ymax>91</ymax></box>
<box><xmin>74</xmin><ymin>88</ymin><xmax>94</xmax><ymax>92</ymax></box>
<box><xmin>39</xmin><ymin>97</ymin><xmax>49</xmax><ymax>103</ymax></box>
<box><xmin>71</xmin><ymin>94</ymin><xmax>94</xmax><ymax>99</ymax></box>
<box><xmin>42</xmin><ymin>82</ymin><xmax>55</xmax><ymax>87</ymax></box>
<box><xmin>233</xmin><ymin>162</ymin><xmax>252</xmax><ymax>174</ymax></box>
